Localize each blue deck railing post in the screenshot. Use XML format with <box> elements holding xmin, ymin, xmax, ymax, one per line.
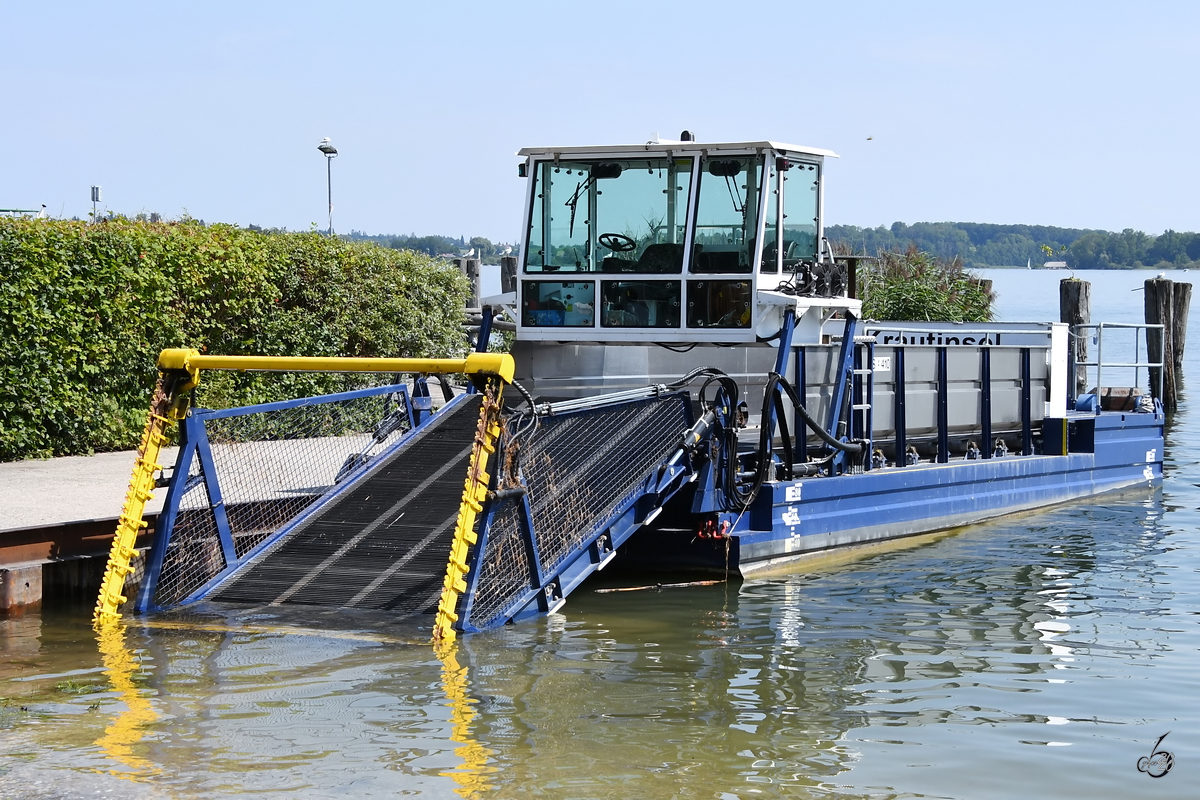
<box><xmin>894</xmin><ymin>347</ymin><xmax>907</xmax><ymax>467</ymax></box>
<box><xmin>936</xmin><ymin>346</ymin><xmax>950</xmax><ymax>463</ymax></box>
<box><xmin>1020</xmin><ymin>347</ymin><xmax>1033</xmax><ymax>455</ymax></box>
<box><xmin>981</xmin><ymin>347</ymin><xmax>993</xmax><ymax>459</ymax></box>
<box><xmin>795</xmin><ymin>346</ymin><xmax>807</xmax><ymax>464</ymax></box>
<box><xmin>866</xmin><ymin>341</ymin><xmax>875</xmax><ymax>465</ymax></box>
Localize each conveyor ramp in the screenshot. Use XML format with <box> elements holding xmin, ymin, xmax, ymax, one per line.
<box><xmin>207</xmin><ymin>394</ymin><xmax>482</xmax><ymax>612</ymax></box>
<box><xmin>123</xmin><ymin>350</ymin><xmax>700</xmax><ymax>638</ymax></box>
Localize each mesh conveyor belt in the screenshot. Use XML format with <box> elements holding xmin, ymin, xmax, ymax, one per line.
<box><xmin>209</xmin><ymin>395</ymin><xmax>482</xmax><ymax>614</ymax></box>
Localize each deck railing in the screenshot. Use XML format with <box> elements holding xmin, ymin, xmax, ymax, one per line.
<box><xmin>1073</xmin><ymin>322</ymin><xmax>1164</xmax><ymax>403</ymax></box>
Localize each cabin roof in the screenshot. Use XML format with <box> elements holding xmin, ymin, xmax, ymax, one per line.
<box><xmin>517</xmin><ymin>140</ymin><xmax>839</xmax><ymax>160</ymax></box>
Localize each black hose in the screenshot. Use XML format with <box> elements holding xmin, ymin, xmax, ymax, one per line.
<box><xmin>767</xmin><ymin>372</ymin><xmax>863</xmax><ymax>454</ymax></box>
<box><xmin>508</xmin><ymin>379</ymin><xmax>536</xmax><ymax>413</ymax></box>
<box><xmin>666</xmin><ymin>366</ymin><xmax>730</xmax><ymax>390</ymax></box>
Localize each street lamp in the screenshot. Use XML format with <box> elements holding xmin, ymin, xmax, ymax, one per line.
<box><xmin>317</xmin><ymin>137</ymin><xmax>338</xmax><ymax>235</ymax></box>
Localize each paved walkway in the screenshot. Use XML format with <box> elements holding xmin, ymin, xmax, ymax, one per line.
<box><xmin>0</xmin><ymin>383</ymin><xmax>464</xmax><ymax>533</ymax></box>
<box><xmin>0</xmin><ymin>449</ymin><xmax>176</xmax><ymax>531</ymax></box>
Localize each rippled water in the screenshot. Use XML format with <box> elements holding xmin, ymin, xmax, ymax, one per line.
<box><xmin>2</xmin><ymin>270</ymin><xmax>1197</xmax><ymax>798</ymax></box>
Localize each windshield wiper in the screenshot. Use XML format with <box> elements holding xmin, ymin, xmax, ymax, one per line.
<box><xmin>724</xmin><ymin>175</ymin><xmax>744</xmax><ymax>215</ymax></box>
<box><xmin>564</xmin><ymin>176</ymin><xmax>596</xmax><ymax>237</ymax></box>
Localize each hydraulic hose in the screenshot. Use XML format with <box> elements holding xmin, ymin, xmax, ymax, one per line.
<box><xmin>765</xmin><ymin>372</ymin><xmax>863</xmax><ymax>454</ymax></box>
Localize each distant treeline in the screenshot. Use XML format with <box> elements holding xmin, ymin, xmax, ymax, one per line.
<box><xmin>347</xmin><ymin>231</ymin><xmax>518</xmax><ymax>265</ymax></box>
<box><xmin>826</xmin><ymin>222</ymin><xmax>1200</xmax><ymax>270</ymax></box>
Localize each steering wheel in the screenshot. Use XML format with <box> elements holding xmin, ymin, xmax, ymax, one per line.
<box><xmin>598</xmin><ymin>233</ymin><xmax>637</xmax><ymax>253</ymax></box>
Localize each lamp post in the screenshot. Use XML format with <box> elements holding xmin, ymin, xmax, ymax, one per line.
<box><xmin>317</xmin><ymin>137</ymin><xmax>338</xmax><ymax>235</ymax></box>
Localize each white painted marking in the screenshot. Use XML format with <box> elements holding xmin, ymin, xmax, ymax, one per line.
<box><xmin>785</xmin><ymin>484</ymin><xmax>803</xmax><ymax>502</ymax></box>
<box><xmin>1146</xmin><ymin>449</ymin><xmax>1157</xmax><ymax>463</ymax></box>
<box><xmin>781</xmin><ymin>506</ymin><xmax>801</xmax><ymax>527</ymax></box>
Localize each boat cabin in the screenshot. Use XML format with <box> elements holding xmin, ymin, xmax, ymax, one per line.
<box><xmin>514</xmin><ymin>138</ymin><xmax>853</xmax><ymax>344</ymax></box>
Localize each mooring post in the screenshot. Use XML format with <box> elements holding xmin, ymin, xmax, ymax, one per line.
<box><xmin>1172</xmin><ymin>282</ymin><xmax>1191</xmax><ymax>378</ymax></box>
<box><xmin>1145</xmin><ymin>277</ymin><xmax>1176</xmax><ymax>412</ymax></box>
<box><xmin>1060</xmin><ymin>278</ymin><xmax>1091</xmax><ymax>397</ymax></box>
<box><xmin>455</xmin><ymin>258</ymin><xmax>482</xmax><ymax>309</ymax></box>
<box><xmin>500</xmin><ymin>255</ymin><xmax>518</xmax><ymax>294</ymax></box>
<box><xmin>465</xmin><ymin>258</ymin><xmax>481</xmax><ymax>308</ymax></box>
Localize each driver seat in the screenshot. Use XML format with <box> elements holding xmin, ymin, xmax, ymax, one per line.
<box><xmin>634</xmin><ymin>242</ymin><xmax>693</xmax><ymax>273</ymax></box>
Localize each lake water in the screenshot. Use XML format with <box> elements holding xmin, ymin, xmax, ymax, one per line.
<box><xmin>2</xmin><ymin>269</ymin><xmax>1197</xmax><ymax>799</ymax></box>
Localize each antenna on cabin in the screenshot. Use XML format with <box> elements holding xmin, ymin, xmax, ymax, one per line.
<box><xmin>679</xmin><ymin>130</ymin><xmax>695</xmax><ymax>142</ymax></box>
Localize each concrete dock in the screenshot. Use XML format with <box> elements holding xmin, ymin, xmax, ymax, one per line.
<box><xmin>0</xmin><ymin>449</ymin><xmax>173</xmax><ymax>530</ymax></box>
<box><xmin>0</xmin><ymin>449</ymin><xmax>169</xmax><ymax>613</ymax></box>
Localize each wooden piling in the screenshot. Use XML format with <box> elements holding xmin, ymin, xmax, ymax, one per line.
<box><xmin>1172</xmin><ymin>282</ymin><xmax>1191</xmax><ymax>376</ymax></box>
<box><xmin>1059</xmin><ymin>278</ymin><xmax>1090</xmax><ymax>396</ymax></box>
<box><xmin>500</xmin><ymin>255</ymin><xmax>518</xmax><ymax>294</ymax></box>
<box><xmin>1144</xmin><ymin>278</ymin><xmax>1176</xmax><ymax>412</ymax></box>
<box><xmin>455</xmin><ymin>258</ymin><xmax>481</xmax><ymax>308</ymax></box>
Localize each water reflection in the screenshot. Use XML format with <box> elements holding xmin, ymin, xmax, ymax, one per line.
<box><xmin>436</xmin><ymin>642</ymin><xmax>495</xmax><ymax>798</ymax></box>
<box><xmin>444</xmin><ymin>486</ymin><xmax>1169</xmax><ymax>796</ymax></box>
<box><xmin>0</xmin><ymin>483</ymin><xmax>1181</xmax><ymax>799</ymax></box>
<box><xmin>94</xmin><ymin>624</ymin><xmax>159</xmax><ymax>776</ymax></box>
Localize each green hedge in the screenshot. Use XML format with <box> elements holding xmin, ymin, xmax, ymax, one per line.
<box><xmin>0</xmin><ymin>218</ymin><xmax>469</xmax><ymax>461</ymax></box>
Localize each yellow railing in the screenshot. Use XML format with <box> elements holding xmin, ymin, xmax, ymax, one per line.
<box><xmin>156</xmin><ymin>348</ymin><xmax>515</xmax><ymax>388</ymax></box>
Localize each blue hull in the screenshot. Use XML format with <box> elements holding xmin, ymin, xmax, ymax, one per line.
<box><xmin>728</xmin><ymin>410</ymin><xmax>1163</xmax><ymax>573</ymax></box>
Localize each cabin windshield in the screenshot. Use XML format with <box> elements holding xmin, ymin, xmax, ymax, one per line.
<box><xmin>691</xmin><ymin>156</ymin><xmax>763</xmax><ymax>274</ymax></box>
<box><xmin>761</xmin><ymin>159</ymin><xmax>820</xmax><ymax>273</ymax></box>
<box><xmin>525</xmin><ymin>157</ymin><xmax>693</xmax><ymax>274</ymax></box>
<box><xmin>781</xmin><ymin>160</ymin><xmax>819</xmax><ymax>267</ymax></box>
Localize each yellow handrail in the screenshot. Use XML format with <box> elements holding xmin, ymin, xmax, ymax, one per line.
<box><xmin>157</xmin><ymin>348</ymin><xmax>515</xmax><ymax>388</ymax></box>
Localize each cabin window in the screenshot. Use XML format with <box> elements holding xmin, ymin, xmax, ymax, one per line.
<box><xmin>600</xmin><ymin>280</ymin><xmax>681</xmax><ymax>328</ymax></box>
<box><xmin>524</xmin><ymin>158</ymin><xmax>694</xmax><ymax>274</ymax></box>
<box><xmin>780</xmin><ymin>160</ymin><xmax>819</xmax><ymax>267</ymax></box>
<box><xmin>521</xmin><ymin>281</ymin><xmax>595</xmax><ymax>327</ymax></box>
<box><xmin>686</xmin><ymin>280</ymin><xmax>752</xmax><ymax>328</ymax></box>
<box><xmin>761</xmin><ymin>160</ymin><xmax>779</xmax><ymax>273</ymax></box>
<box><xmin>690</xmin><ymin>157</ymin><xmax>763</xmax><ymax>274</ymax></box>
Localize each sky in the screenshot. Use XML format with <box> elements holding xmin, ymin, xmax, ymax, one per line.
<box><xmin>3</xmin><ymin>1</ymin><xmax>1198</xmax><ymax>242</ymax></box>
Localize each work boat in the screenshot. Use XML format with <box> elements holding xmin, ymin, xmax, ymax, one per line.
<box><xmin>99</xmin><ymin>137</ymin><xmax>1165</xmax><ymax>641</ymax></box>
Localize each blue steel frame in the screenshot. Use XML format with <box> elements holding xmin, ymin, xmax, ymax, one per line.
<box><xmin>768</xmin><ymin>311</ymin><xmax>873</xmax><ymax>475</ymax></box>
<box><xmin>828</xmin><ymin>314</ymin><xmax>860</xmax><ymax>475</ymax></box>
<box><xmin>136</xmin><ymin>382</ymin><xmax>417</xmax><ymax>613</ymax></box>
<box><xmin>455</xmin><ymin>396</ymin><xmax>696</xmax><ymax>633</ymax></box>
